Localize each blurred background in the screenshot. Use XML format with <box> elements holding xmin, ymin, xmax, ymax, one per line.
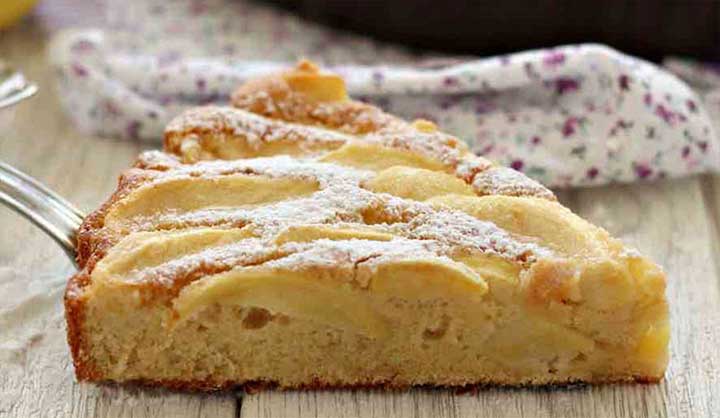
<box><xmin>2</xmin><ymin>0</ymin><xmax>718</xmax><ymax>61</ymax></box>
<box><xmin>266</xmin><ymin>0</ymin><xmax>720</xmax><ymax>62</ymax></box>
<box><xmin>1</xmin><ymin>0</ymin><xmax>718</xmax><ymax>189</ymax></box>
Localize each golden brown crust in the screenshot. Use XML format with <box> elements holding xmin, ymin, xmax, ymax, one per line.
<box><xmin>163</xmin><ymin>106</ymin><xmax>351</xmax><ymax>162</ymax></box>
<box><xmin>81</xmin><ymin>375</ymin><xmax>662</xmax><ymax>393</ymax></box>
<box><xmin>75</xmin><ymin>168</ymin><xmax>158</xmax><ymax>268</ymax></box>
<box><xmin>230</xmin><ymin>63</ymin><xmax>403</xmax><ymax>136</ymax></box>
<box><xmin>68</xmin><ymin>162</ymin><xmax>172</xmax><ymax>380</ymax></box>
<box><xmin>64</xmin><ymin>270</ymin><xmax>98</xmax><ymax>381</ymax></box>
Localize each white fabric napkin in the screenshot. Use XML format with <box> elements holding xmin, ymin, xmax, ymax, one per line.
<box><xmin>48</xmin><ymin>0</ymin><xmax>719</xmax><ymax>188</ymax></box>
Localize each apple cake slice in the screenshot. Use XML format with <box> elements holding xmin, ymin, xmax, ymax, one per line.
<box><xmin>65</xmin><ymin>61</ymin><xmax>669</xmax><ymax>390</ymax></box>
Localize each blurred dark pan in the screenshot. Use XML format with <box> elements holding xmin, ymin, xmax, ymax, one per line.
<box><xmin>263</xmin><ymin>0</ymin><xmax>719</xmax><ymax>61</ymax></box>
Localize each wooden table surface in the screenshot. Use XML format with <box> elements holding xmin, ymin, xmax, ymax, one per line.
<box><xmin>1</xmin><ymin>3</ymin><xmax>719</xmax><ymax>418</ymax></box>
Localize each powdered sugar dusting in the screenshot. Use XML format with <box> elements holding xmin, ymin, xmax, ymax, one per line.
<box><xmin>266</xmin><ymin>238</ymin><xmax>448</xmax><ymax>287</ymax></box>
<box><xmin>89</xmin><ymin>145</ymin><xmax>561</xmax><ymax>297</ymax></box>
<box><xmin>365</xmin><ymin>129</ymin><xmax>466</xmax><ymax>168</ymax></box>
<box><xmin>473</xmin><ymin>167</ymin><xmax>555</xmax><ymax>199</ymax></box>
<box><xmin>101</xmin><ymin>163</ymin><xmax>552</xmax><ymax>291</ymax></box>
<box><xmin>399</xmin><ymin>210</ymin><xmax>552</xmax><ymax>261</ymax></box>
<box><xmin>128</xmin><ymin>238</ymin><xmax>279</xmax><ymax>287</ymax></box>
<box><xmin>138</xmin><ymin>154</ymin><xmax>373</xmax><ymax>188</ymax></box>
<box><xmin>90</xmin><ymin>94</ymin><xmax>562</xmax><ymax>293</ymax></box>
<box><xmin>165</xmin><ymin>105</ymin><xmax>554</xmax><ymax>199</ymax></box>
<box><xmin>137</xmin><ymin>150</ymin><xmax>182</xmax><ymax>170</ymax></box>
<box><xmin>137</xmin><ymin>183</ymin><xmax>376</xmax><ymax>235</ymax></box>
<box><xmin>455</xmin><ymin>156</ymin><xmax>494</xmax><ymax>183</ymax></box>
<box><xmin>166</xmin><ymin>106</ymin><xmax>351</xmax><ymax>151</ymax></box>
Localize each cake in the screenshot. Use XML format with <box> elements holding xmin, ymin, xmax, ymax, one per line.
<box><xmin>65</xmin><ymin>61</ymin><xmax>669</xmax><ymax>390</ymax></box>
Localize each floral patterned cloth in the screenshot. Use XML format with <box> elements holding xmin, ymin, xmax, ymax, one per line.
<box><xmin>48</xmin><ymin>0</ymin><xmax>719</xmax><ymax>188</ymax></box>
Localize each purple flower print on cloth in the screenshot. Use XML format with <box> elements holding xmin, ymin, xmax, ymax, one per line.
<box><xmin>551</xmin><ymin>77</ymin><xmax>580</xmax><ymax>95</ymax></box>
<box><xmin>48</xmin><ymin>0</ymin><xmax>719</xmax><ymax>188</ymax></box>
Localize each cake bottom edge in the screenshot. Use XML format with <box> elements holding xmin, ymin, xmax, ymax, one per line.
<box><xmin>73</xmin><ymin>374</ymin><xmax>664</xmax><ymax>393</ymax></box>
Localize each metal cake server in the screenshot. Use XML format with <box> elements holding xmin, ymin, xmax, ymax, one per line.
<box><xmin>0</xmin><ymin>65</ymin><xmax>82</xmax><ymax>265</ymax></box>
<box><xmin>0</xmin><ymin>162</ymin><xmax>83</xmax><ymax>263</ymax></box>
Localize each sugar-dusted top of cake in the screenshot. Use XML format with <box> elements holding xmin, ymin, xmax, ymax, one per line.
<box><xmin>75</xmin><ymin>60</ymin><xmax>623</xmax><ymax>304</ymax></box>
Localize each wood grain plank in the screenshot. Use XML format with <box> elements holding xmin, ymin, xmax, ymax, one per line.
<box><xmin>241</xmin><ymin>178</ymin><xmax>720</xmax><ymax>418</ymax></box>
<box><xmin>0</xmin><ymin>15</ymin><xmax>237</xmax><ymax>418</ymax></box>
<box><xmin>3</xmin><ymin>5</ymin><xmax>719</xmax><ymax>418</ymax></box>
<box><xmin>700</xmin><ymin>175</ymin><xmax>720</xmax><ymax>277</ymax></box>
